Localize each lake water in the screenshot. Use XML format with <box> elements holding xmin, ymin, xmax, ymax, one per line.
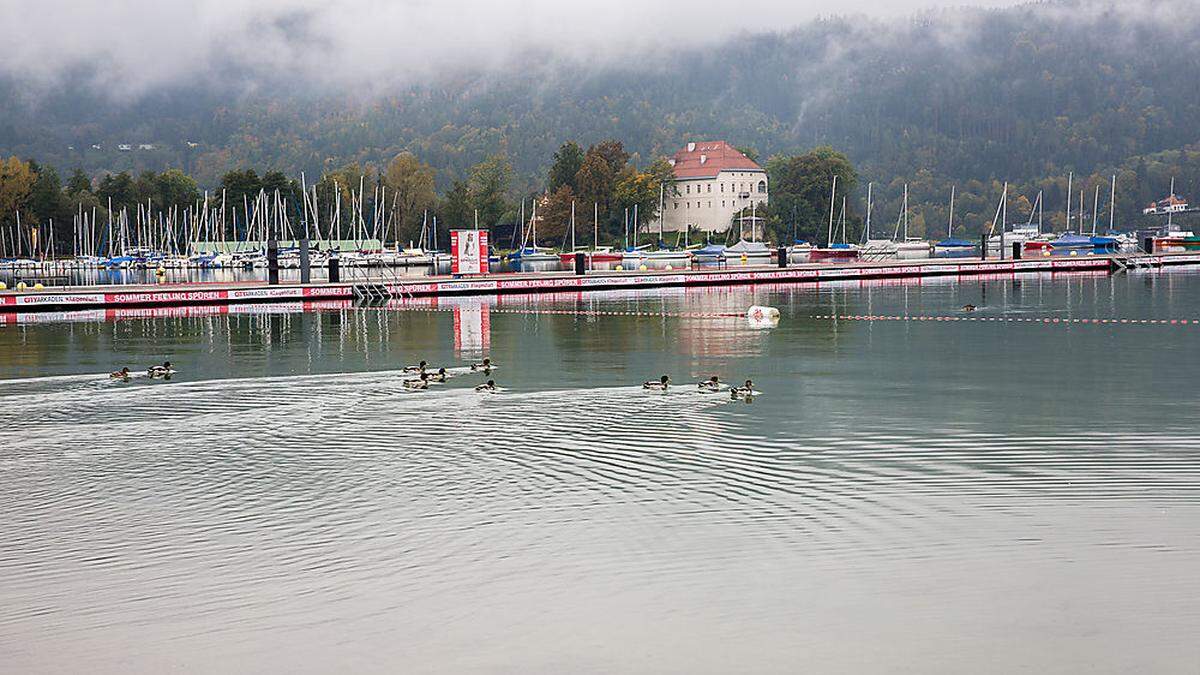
<box><xmin>2</xmin><ymin>270</ymin><xmax>1199</xmax><ymax>673</ymax></box>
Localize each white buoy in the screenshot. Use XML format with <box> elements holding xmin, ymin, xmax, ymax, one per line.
<box><xmin>747</xmin><ymin>305</ymin><xmax>780</xmax><ymax>329</ymax></box>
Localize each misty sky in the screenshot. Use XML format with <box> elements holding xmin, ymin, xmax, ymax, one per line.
<box><xmin>0</xmin><ymin>0</ymin><xmax>1033</xmax><ymax>93</ymax></box>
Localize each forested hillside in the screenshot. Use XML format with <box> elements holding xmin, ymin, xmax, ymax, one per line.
<box><xmin>2</xmin><ymin>0</ymin><xmax>1199</xmax><ymax>240</ymax></box>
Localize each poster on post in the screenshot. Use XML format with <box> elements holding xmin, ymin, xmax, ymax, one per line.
<box><xmin>451</xmin><ymin>230</ymin><xmax>489</xmax><ymax>275</ymax></box>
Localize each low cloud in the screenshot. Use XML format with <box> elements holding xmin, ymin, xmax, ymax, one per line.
<box><xmin>0</xmin><ymin>0</ymin><xmax>1030</xmax><ymax>96</ymax></box>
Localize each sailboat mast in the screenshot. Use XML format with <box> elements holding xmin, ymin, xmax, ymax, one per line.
<box><xmin>1065</xmin><ymin>172</ymin><xmax>1072</xmax><ymax>234</ymax></box>
<box><xmin>827</xmin><ymin>175</ymin><xmax>838</xmax><ymax>247</ymax></box>
<box><xmin>1109</xmin><ymin>175</ymin><xmax>1116</xmax><ymax>232</ymax></box>
<box><xmin>865</xmin><ymin>182</ymin><xmax>872</xmax><ymax>242</ymax></box>
<box><xmin>594</xmin><ymin>202</ymin><xmax>599</xmax><ymax>250</ymax></box>
<box><xmin>948</xmin><ymin>185</ymin><xmax>956</xmax><ymax>239</ymax></box>
<box><xmin>1091</xmin><ymin>184</ymin><xmax>1100</xmax><ymax>236</ymax></box>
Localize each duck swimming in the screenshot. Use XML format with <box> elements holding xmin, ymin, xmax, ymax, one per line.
<box><xmin>697</xmin><ymin>376</ymin><xmax>721</xmax><ymax>392</ymax></box>
<box><xmin>402</xmin><ymin>360</ymin><xmax>428</xmax><ymax>374</ymax></box>
<box><xmin>110</xmin><ymin>367</ymin><xmax>130</xmax><ymax>380</ymax></box>
<box><xmin>428</xmin><ymin>367</ymin><xmax>449</xmax><ymax>383</ymax></box>
<box><xmin>475</xmin><ymin>380</ymin><xmax>497</xmax><ymax>392</ymax></box>
<box><xmin>148</xmin><ymin>361</ymin><xmax>172</xmax><ymax>378</ymax></box>
<box><xmin>961</xmin><ymin>304</ymin><xmax>977</xmax><ymax>312</ymax></box>
<box><xmin>730</xmin><ymin>379</ymin><xmax>755</xmax><ymax>400</ymax></box>
<box><xmin>470</xmin><ymin>358</ymin><xmax>492</xmax><ymax>372</ymax></box>
<box><xmin>404</xmin><ymin>373</ymin><xmax>430</xmax><ymax>390</ymax></box>
<box><xmin>643</xmin><ymin>375</ymin><xmax>670</xmax><ymax>391</ymax></box>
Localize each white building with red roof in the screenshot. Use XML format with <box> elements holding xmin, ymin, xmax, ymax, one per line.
<box><xmin>662</xmin><ymin>141</ymin><xmax>768</xmax><ymax>233</ymax></box>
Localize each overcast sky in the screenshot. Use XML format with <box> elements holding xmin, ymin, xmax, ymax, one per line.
<box><xmin>0</xmin><ymin>0</ymin><xmax>1040</xmax><ymax>92</ymax></box>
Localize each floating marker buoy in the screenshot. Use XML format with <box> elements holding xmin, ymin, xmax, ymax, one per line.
<box><xmin>665</xmin><ymin>264</ymin><xmax>673</xmax><ymax>270</ymax></box>
<box><xmin>639</xmin><ymin>264</ymin><xmax>648</xmax><ymax>271</ymax></box>
<box><xmin>0</xmin><ymin>281</ymin><xmax>6</xmax><ymax>290</ymax></box>
<box><xmin>615</xmin><ymin>264</ymin><xmax>623</xmax><ymax>271</ymax></box>
<box><xmin>16</xmin><ymin>282</ymin><xmax>27</xmax><ymax>291</ymax></box>
<box><xmin>747</xmin><ymin>305</ymin><xmax>780</xmax><ymax>329</ymax></box>
<box><xmin>1070</xmin><ymin>250</ymin><xmax>1078</xmax><ymax>256</ymax></box>
<box><xmin>33</xmin><ymin>283</ymin><xmax>44</xmax><ymax>291</ymax></box>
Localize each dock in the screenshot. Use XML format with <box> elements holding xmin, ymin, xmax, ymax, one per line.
<box><xmin>3</xmin><ymin>252</ymin><xmax>1199</xmax><ymax>318</ymax></box>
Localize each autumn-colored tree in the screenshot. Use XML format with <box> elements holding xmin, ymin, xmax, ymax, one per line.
<box><xmin>383</xmin><ymin>152</ymin><xmax>437</xmax><ymax>241</ymax></box>
<box><xmin>0</xmin><ymin>156</ymin><xmax>37</xmax><ymax>228</ymax></box>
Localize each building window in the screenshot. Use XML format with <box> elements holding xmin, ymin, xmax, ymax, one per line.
<box><xmin>720</xmin><ymin>183</ymin><xmax>724</xmax><ymax>192</ymax></box>
<box><xmin>673</xmin><ymin>202</ymin><xmax>679</xmax><ymax>209</ymax></box>
<box><xmin>758</xmin><ymin>180</ymin><xmax>767</xmax><ymax>193</ymax></box>
<box><xmin>708</xmin><ymin>201</ymin><xmax>712</xmax><ymax>208</ymax></box>
<box><xmin>707</xmin><ymin>184</ymin><xmax>712</xmax><ymax>193</ymax></box>
<box><xmin>722</xmin><ymin>200</ymin><xmax>725</xmax><ymax>208</ymax></box>
<box><xmin>686</xmin><ymin>184</ymin><xmax>690</xmax><ymax>194</ymax></box>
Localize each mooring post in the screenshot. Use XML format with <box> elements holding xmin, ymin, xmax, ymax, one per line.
<box><xmin>1012</xmin><ymin>241</ymin><xmax>1022</xmax><ymax>260</ymax></box>
<box><xmin>299</xmin><ymin>239</ymin><xmax>311</xmax><ymax>284</ymax></box>
<box><xmin>980</xmin><ymin>234</ymin><xmax>988</xmax><ymax>260</ymax></box>
<box><xmin>1143</xmin><ymin>237</ymin><xmax>1155</xmax><ymax>254</ymax></box>
<box><xmin>574</xmin><ymin>251</ymin><xmax>586</xmax><ymax>276</ymax></box>
<box><xmin>777</xmin><ymin>246</ymin><xmax>787</xmax><ymax>268</ymax></box>
<box><xmin>267</xmin><ymin>239</ymin><xmax>279</xmax><ymax>285</ymax></box>
<box><xmin>328</xmin><ymin>252</ymin><xmax>340</xmax><ymax>283</ymax></box>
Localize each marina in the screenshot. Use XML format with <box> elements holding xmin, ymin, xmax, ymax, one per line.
<box><xmin>3</xmin><ymin>250</ymin><xmax>1200</xmax><ymax>316</ymax></box>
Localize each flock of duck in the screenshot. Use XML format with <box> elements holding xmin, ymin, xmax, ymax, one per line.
<box><xmin>109</xmin><ymin>361</ymin><xmax>174</xmax><ymax>381</ymax></box>
<box><xmin>643</xmin><ymin>374</ymin><xmax>757</xmax><ymax>400</ymax></box>
<box><xmin>402</xmin><ymin>359</ymin><xmax>497</xmax><ymax>392</ymax></box>
<box><xmin>106</xmin><ymin>358</ymin><xmax>757</xmax><ymax>399</ymax></box>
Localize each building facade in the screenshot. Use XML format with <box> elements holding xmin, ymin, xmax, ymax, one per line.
<box><xmin>661</xmin><ymin>141</ymin><xmax>768</xmax><ymax>234</ymax></box>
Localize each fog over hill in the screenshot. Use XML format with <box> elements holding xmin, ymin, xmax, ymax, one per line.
<box><xmin>1</xmin><ymin>0</ymin><xmax>1198</xmax><ymax>230</ymax></box>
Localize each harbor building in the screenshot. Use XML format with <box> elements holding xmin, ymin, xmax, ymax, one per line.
<box><xmin>662</xmin><ymin>141</ymin><xmax>768</xmax><ymax>233</ymax></box>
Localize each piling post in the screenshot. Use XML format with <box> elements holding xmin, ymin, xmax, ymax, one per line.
<box><xmin>328</xmin><ymin>253</ymin><xmax>340</xmax><ymax>283</ymax></box>
<box><xmin>777</xmin><ymin>246</ymin><xmax>787</xmax><ymax>268</ymax></box>
<box><xmin>267</xmin><ymin>239</ymin><xmax>279</xmax><ymax>285</ymax></box>
<box><xmin>1143</xmin><ymin>237</ymin><xmax>1155</xmax><ymax>254</ymax></box>
<box><xmin>1012</xmin><ymin>241</ymin><xmax>1022</xmax><ymax>260</ymax></box>
<box><xmin>980</xmin><ymin>234</ymin><xmax>988</xmax><ymax>260</ymax></box>
<box><xmin>299</xmin><ymin>239</ymin><xmax>311</xmax><ymax>284</ymax></box>
<box><xmin>574</xmin><ymin>252</ymin><xmax>586</xmax><ymax>276</ymax></box>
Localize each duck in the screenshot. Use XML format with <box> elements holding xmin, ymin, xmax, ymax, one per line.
<box><xmin>402</xmin><ymin>360</ymin><xmax>428</xmax><ymax>374</ymax></box>
<box><xmin>109</xmin><ymin>367</ymin><xmax>131</xmax><ymax>380</ymax></box>
<box><xmin>470</xmin><ymin>358</ymin><xmax>492</xmax><ymax>372</ymax></box>
<box><xmin>475</xmin><ymin>380</ymin><xmax>497</xmax><ymax>392</ymax></box>
<box><xmin>148</xmin><ymin>361</ymin><xmax>172</xmax><ymax>378</ymax></box>
<box><xmin>404</xmin><ymin>373</ymin><xmax>430</xmax><ymax>390</ymax></box>
<box><xmin>730</xmin><ymin>379</ymin><xmax>755</xmax><ymax>400</ymax></box>
<box><xmin>697</xmin><ymin>376</ymin><xmax>721</xmax><ymax>393</ymax></box>
<box><xmin>961</xmin><ymin>304</ymin><xmax>977</xmax><ymax>312</ymax></box>
<box><xmin>427</xmin><ymin>367</ymin><xmax>449</xmax><ymax>383</ymax></box>
<box><xmin>643</xmin><ymin>375</ymin><xmax>671</xmax><ymax>391</ymax></box>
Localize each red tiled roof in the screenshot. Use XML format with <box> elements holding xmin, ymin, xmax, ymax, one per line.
<box><xmin>670</xmin><ymin>141</ymin><xmax>763</xmax><ymax>179</ymax></box>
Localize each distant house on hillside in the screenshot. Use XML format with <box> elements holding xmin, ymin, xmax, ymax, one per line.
<box><xmin>1143</xmin><ymin>194</ymin><xmax>1189</xmax><ymax>215</ymax></box>
<box><xmin>117</xmin><ymin>144</ymin><xmax>132</xmax><ymax>152</ymax></box>
<box><xmin>661</xmin><ymin>141</ymin><xmax>768</xmax><ymax>234</ymax></box>
<box><xmin>138</xmin><ymin>143</ymin><xmax>155</xmax><ymax>151</ymax></box>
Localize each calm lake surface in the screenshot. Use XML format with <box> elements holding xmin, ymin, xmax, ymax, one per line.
<box><xmin>2</xmin><ymin>270</ymin><xmax>1199</xmax><ymax>673</ymax></box>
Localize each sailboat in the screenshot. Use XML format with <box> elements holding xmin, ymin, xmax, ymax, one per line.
<box><xmin>891</xmin><ymin>184</ymin><xmax>931</xmax><ymax>255</ymax></box>
<box><xmin>506</xmin><ymin>199</ymin><xmax>559</xmax><ymax>263</ymax></box>
<box><xmin>934</xmin><ymin>186</ymin><xmax>977</xmax><ymax>256</ymax></box>
<box><xmin>558</xmin><ymin>202</ymin><xmax>623</xmax><ymax>264</ymax></box>
<box><xmin>810</xmin><ymin>175</ymin><xmax>860</xmax><ymax>261</ymax></box>
<box><xmin>642</xmin><ymin>185</ymin><xmax>692</xmax><ymax>264</ymax></box>
<box><xmin>1152</xmin><ymin>178</ymin><xmax>1199</xmax><ymax>250</ymax></box>
<box><xmin>860</xmin><ymin>183</ymin><xmax>898</xmax><ymax>256</ymax></box>
<box><xmin>724</xmin><ymin>201</ymin><xmax>773</xmax><ymax>265</ymax></box>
